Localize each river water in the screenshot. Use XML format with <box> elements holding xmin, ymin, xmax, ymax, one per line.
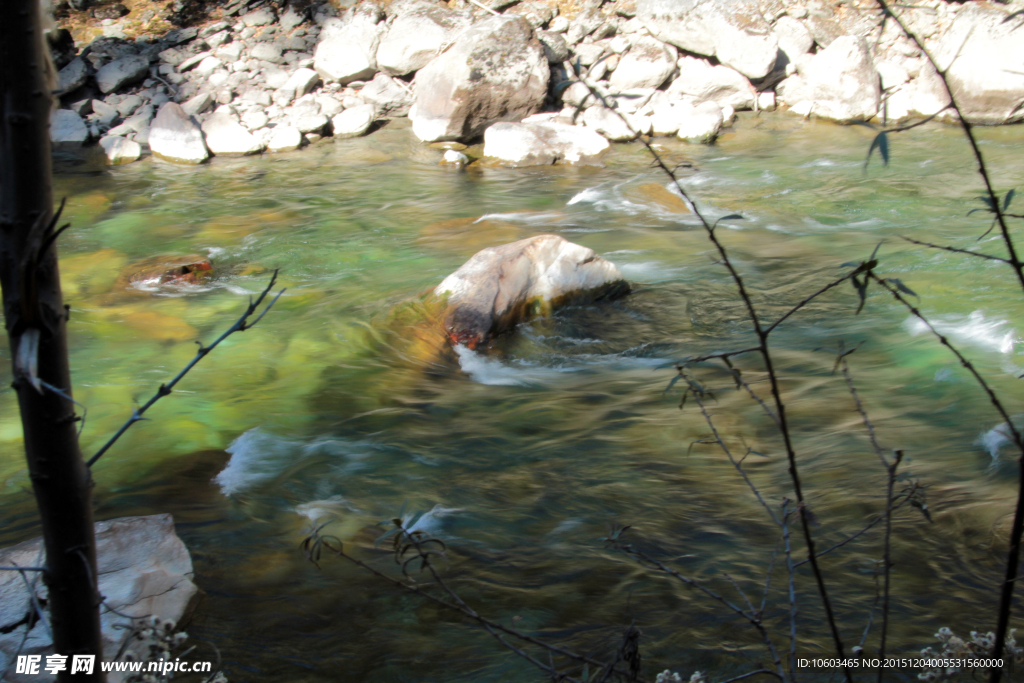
<box><xmin>2</xmin><ymin>114</ymin><xmax>1024</xmax><ymax>681</ymax></box>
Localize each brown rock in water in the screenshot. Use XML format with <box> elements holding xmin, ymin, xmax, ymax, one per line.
<box><xmin>117</xmin><ymin>254</ymin><xmax>213</xmax><ymax>290</ymax></box>
<box><xmin>434</xmin><ymin>235</ymin><xmax>629</xmax><ymax>349</ymax></box>
<box><xmin>626</xmin><ymin>183</ymin><xmax>692</xmax><ymax>214</ymax></box>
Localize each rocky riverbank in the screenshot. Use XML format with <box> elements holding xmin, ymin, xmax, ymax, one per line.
<box><xmin>47</xmin><ymin>0</ymin><xmax>1024</xmax><ymax>167</ymax></box>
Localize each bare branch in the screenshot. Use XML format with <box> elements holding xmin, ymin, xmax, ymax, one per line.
<box><xmin>88</xmin><ymin>272</ymin><xmax>286</xmax><ymax>467</ymax></box>
<box><xmin>899</xmin><ymin>235</ymin><xmax>1008</xmax><ymax>263</ymax></box>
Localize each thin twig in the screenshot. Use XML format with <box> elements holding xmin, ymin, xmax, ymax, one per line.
<box><xmin>88</xmin><ymin>271</ymin><xmax>285</xmax><ymax>467</ymax></box>
<box><xmin>782</xmin><ymin>501</ymin><xmax>799</xmax><ymax>681</ymax></box>
<box><xmin>899</xmin><ymin>235</ymin><xmax>1008</xmax><ymax>263</ymax></box>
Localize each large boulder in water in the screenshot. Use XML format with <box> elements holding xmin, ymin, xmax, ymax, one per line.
<box><xmin>410</xmin><ymin>15</ymin><xmax>550</xmax><ymax>142</ymax></box>
<box><xmin>434</xmin><ymin>235</ymin><xmax>629</xmax><ymax>348</ymax></box>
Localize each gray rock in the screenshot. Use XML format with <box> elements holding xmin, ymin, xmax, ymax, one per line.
<box><xmin>608</xmin><ymin>35</ymin><xmax>677</xmax><ymax>90</ymax></box>
<box><xmin>549</xmin><ymin>15</ymin><xmax>569</xmax><ymax>32</ymax></box>
<box><xmin>264</xmin><ymin>66</ymin><xmax>292</xmax><ymax>90</ymax></box>
<box><xmin>776</xmin><ymin>35</ymin><xmax>879</xmax><ymax>121</ymax></box>
<box><xmin>567</xmin><ymin>8</ymin><xmax>602</xmax><ymax>44</ymax></box>
<box><xmin>281</xmin><ymin>67</ymin><xmax>321</xmax><ymax>98</ymax></box>
<box><xmin>150</xmin><ymin>102</ymin><xmax>210</xmax><ymax>163</ymax></box>
<box><xmin>537</xmin><ymin>30</ymin><xmax>569</xmax><ymax>64</ymax></box>
<box><xmin>50</xmin><ymin>109</ymin><xmax>89</xmax><ymax>145</ymax></box>
<box><xmin>242</xmin><ymin>8</ymin><xmax>275</xmax><ymax>26</ymax></box>
<box><xmin>929</xmin><ymin>4</ymin><xmax>1024</xmax><ymax>124</ymax></box>
<box><xmin>202</xmin><ymin>108</ymin><xmax>264</xmax><ymax>155</ymax></box>
<box><xmin>331</xmin><ymin>103</ymin><xmax>376</xmax><ymax>137</ymax></box>
<box><xmin>376</xmin><ymin>5</ymin><xmax>471</xmax><ymax>76</ymax></box>
<box><xmin>637</xmin><ymin>0</ymin><xmax>778</xmax><ymax>80</ymax></box>
<box><xmin>116</xmin><ymin>94</ymin><xmax>143</xmax><ymax>116</ymax></box>
<box><xmin>0</xmin><ymin>515</ymin><xmax>198</xmax><ymax>676</ymax></box>
<box><xmin>194</xmin><ymin>56</ymin><xmax>224</xmax><ymax>76</ymax></box>
<box><xmin>435</xmin><ymin>235</ymin><xmax>628</xmax><ymax>348</ymax></box>
<box><xmin>95</xmin><ymin>54</ymin><xmax>150</xmax><ymax>94</ymax></box>
<box><xmin>205</xmin><ymin>30</ymin><xmax>231</xmax><ymax>49</ymax></box>
<box><xmin>165</xmin><ymin>26</ymin><xmax>199</xmax><ymax>45</ymax></box>
<box><xmin>91</xmin><ymin>99</ymin><xmax>120</xmax><ymax>125</ymax></box>
<box><xmin>251</xmin><ymin>42</ymin><xmax>283</xmax><ymax>63</ymax></box>
<box><xmin>178</xmin><ymin>51</ymin><xmax>213</xmax><ymax>72</ymax></box>
<box><xmin>360</xmin><ymin>73</ymin><xmax>413</xmax><ymax>117</ymax></box>
<box><xmin>216</xmin><ymin>42</ymin><xmax>244</xmax><ymax>61</ymax></box>
<box><xmin>410</xmin><ymin>15</ymin><xmax>549</xmax><ymax>142</ymax></box>
<box><xmin>68</xmin><ymin>98</ymin><xmax>93</xmax><ymax>116</ymax></box>
<box><xmin>483</xmin><ymin>120</ymin><xmax>610</xmax><ymax>165</ymax></box>
<box><xmin>181</xmin><ymin>92</ymin><xmax>214</xmax><ymax>116</ymax></box>
<box><xmin>266</xmin><ymin>124</ymin><xmax>304</xmax><ymax>151</ymax></box>
<box><xmin>57</xmin><ymin>57</ymin><xmax>90</xmax><ymax>95</ymax></box>
<box><xmin>667</xmin><ymin>56</ymin><xmax>755</xmax><ymax>110</ymax></box>
<box><xmin>200</xmin><ymin>21</ymin><xmax>230</xmax><ymax>37</ymax></box>
<box><xmin>572</xmin><ymin>42</ymin><xmax>607</xmax><ymax>67</ymax></box>
<box><xmin>313</xmin><ymin>11</ymin><xmax>385</xmax><ymax>84</ymax></box>
<box><xmin>99</xmin><ymin>135</ymin><xmax>143</xmax><ymax>164</ymax></box>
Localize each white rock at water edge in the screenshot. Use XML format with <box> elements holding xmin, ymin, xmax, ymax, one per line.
<box><xmin>331</xmin><ymin>104</ymin><xmax>376</xmax><ymax>138</ymax></box>
<box><xmin>99</xmin><ymin>135</ymin><xmax>142</xmax><ymax>164</ymax></box>
<box><xmin>266</xmin><ymin>125</ymin><xmax>304</xmax><ymax>152</ymax></box>
<box><xmin>483</xmin><ymin>121</ymin><xmax>610</xmax><ymax>166</ymax></box>
<box><xmin>201</xmin><ymin>109</ymin><xmax>264</xmax><ymax>156</ymax></box>
<box><xmin>149</xmin><ymin>102</ymin><xmax>210</xmax><ymax>164</ymax></box>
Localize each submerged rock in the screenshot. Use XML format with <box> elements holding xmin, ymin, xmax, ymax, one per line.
<box><xmin>117</xmin><ymin>254</ymin><xmax>214</xmax><ymax>290</ymax></box>
<box><xmin>434</xmin><ymin>235</ymin><xmax>629</xmax><ymax>348</ymax></box>
<box><xmin>0</xmin><ymin>515</ymin><xmax>199</xmax><ymax>679</ymax></box>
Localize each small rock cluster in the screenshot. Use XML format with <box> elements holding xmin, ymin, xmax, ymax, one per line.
<box><xmin>48</xmin><ymin>0</ymin><xmax>1024</xmax><ymax>168</ymax></box>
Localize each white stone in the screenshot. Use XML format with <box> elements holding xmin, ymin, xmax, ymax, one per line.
<box><xmin>637</xmin><ymin>0</ymin><xmax>778</xmax><ymax>80</ymax></box>
<box><xmin>202</xmin><ymin>109</ymin><xmax>264</xmax><ymax>155</ymax></box>
<box><xmin>57</xmin><ymin>57</ymin><xmax>89</xmax><ymax>95</ymax></box>
<box><xmin>608</xmin><ymin>36</ymin><xmax>677</xmax><ymax>91</ymax></box>
<box><xmin>291</xmin><ymin>112</ymin><xmax>330</xmax><ymax>134</ymax></box>
<box><xmin>181</xmin><ymin>92</ymin><xmax>214</xmax><ymax>116</ymax></box>
<box><xmin>215</xmin><ymin>42</ymin><xmax>243</xmax><ymax>62</ymax></box>
<box><xmin>484</xmin><ymin>121</ymin><xmax>610</xmax><ymax>166</ymax></box>
<box><xmin>410</xmin><ymin>15</ymin><xmax>549</xmax><ymax>142</ymax></box>
<box><xmin>773</xmin><ymin>15</ymin><xmax>813</xmax><ymax>63</ymax></box>
<box><xmin>360</xmin><ymin>73</ymin><xmax>413</xmax><ymax>117</ymax></box>
<box><xmin>776</xmin><ymin>35</ymin><xmax>880</xmax><ymax>122</ymax></box>
<box><xmin>283</xmin><ymin>67</ymin><xmax>321</xmax><ymax>98</ymax></box>
<box><xmin>194</xmin><ymin>56</ymin><xmax>224</xmax><ymax>76</ymax></box>
<box><xmin>266</xmin><ymin>125</ymin><xmax>303</xmax><ymax>152</ymax></box>
<box><xmin>0</xmin><ymin>515</ymin><xmax>198</xmax><ymax>678</ymax></box>
<box><xmin>676</xmin><ymin>100</ymin><xmax>723</xmax><ymax>143</ymax></box>
<box><xmin>251</xmin><ymin>43</ymin><xmax>283</xmax><ymax>64</ymax></box>
<box><xmin>50</xmin><ymin>109</ymin><xmax>89</xmax><ymax>145</ymax></box>
<box><xmin>376</xmin><ymin>5</ymin><xmax>471</xmax><ymax>76</ymax></box>
<box><xmin>331</xmin><ymin>104</ymin><xmax>376</xmax><ymax>138</ymax></box>
<box><xmin>242</xmin><ymin>8</ymin><xmax>275</xmax><ymax>26</ymax></box>
<box><xmin>581</xmin><ymin>106</ymin><xmax>638</xmax><ymax>142</ymax></box>
<box><xmin>99</xmin><ymin>135</ymin><xmax>143</xmax><ymax>164</ymax></box>
<box><xmin>241</xmin><ymin>109</ymin><xmax>269</xmax><ymax>130</ymax></box>
<box><xmin>667</xmin><ymin>56</ymin><xmax>756</xmax><ymax>110</ymax></box>
<box><xmin>150</xmin><ymin>102</ymin><xmax>210</xmax><ymax>164</ymax></box>
<box><xmin>313</xmin><ymin>12</ymin><xmax>385</xmax><ymax>84</ymax></box>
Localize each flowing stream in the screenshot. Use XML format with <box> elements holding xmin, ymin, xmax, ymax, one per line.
<box><xmin>3</xmin><ymin>114</ymin><xmax>1024</xmax><ymax>681</ymax></box>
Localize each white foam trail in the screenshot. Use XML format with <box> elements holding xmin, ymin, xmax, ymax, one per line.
<box><xmin>567</xmin><ymin>187</ymin><xmax>605</xmax><ymax>206</ymax></box>
<box><xmin>978</xmin><ymin>422</ymin><xmax>1015</xmax><ymax>459</ymax></box>
<box><xmin>474</xmin><ymin>211</ymin><xmax>563</xmax><ymax>224</ymax></box>
<box><xmin>904</xmin><ymin>310</ymin><xmax>1019</xmax><ymax>355</ymax></box>
<box><xmin>294</xmin><ymin>495</ymin><xmax>358</xmax><ymax>523</ymax></box>
<box><xmin>455</xmin><ymin>345</ymin><xmax>551</xmax><ymax>386</ymax></box>
<box><xmin>215</xmin><ymin>428</ymin><xmax>370</xmax><ymax>496</ymax></box>
<box><xmin>405</xmin><ymin>504</ymin><xmax>464</xmax><ymax>536</ymax></box>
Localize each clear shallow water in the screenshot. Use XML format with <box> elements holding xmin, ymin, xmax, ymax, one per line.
<box><xmin>2</xmin><ymin>115</ymin><xmax>1024</xmax><ymax>681</ymax></box>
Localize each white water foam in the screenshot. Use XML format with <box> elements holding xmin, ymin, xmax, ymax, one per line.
<box><xmin>294</xmin><ymin>495</ymin><xmax>359</xmax><ymax>523</ymax></box>
<box><xmin>405</xmin><ymin>504</ymin><xmax>464</xmax><ymax>536</ymax></box>
<box><xmin>215</xmin><ymin>428</ymin><xmax>371</xmax><ymax>496</ymax></box>
<box><xmin>474</xmin><ymin>211</ymin><xmax>564</xmax><ymax>224</ymax></box>
<box><xmin>976</xmin><ymin>420</ymin><xmax>1024</xmax><ymax>459</ymax></box>
<box><xmin>455</xmin><ymin>345</ymin><xmax>560</xmax><ymax>386</ymax></box>
<box><xmin>904</xmin><ymin>310</ymin><xmax>1019</xmax><ymax>355</ymax></box>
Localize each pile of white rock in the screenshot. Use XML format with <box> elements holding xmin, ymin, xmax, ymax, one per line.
<box><xmin>48</xmin><ymin>0</ymin><xmax>1024</xmax><ymax>168</ymax></box>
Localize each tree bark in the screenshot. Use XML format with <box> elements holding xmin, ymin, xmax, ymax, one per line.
<box><xmin>0</xmin><ymin>1</ymin><xmax>105</xmax><ymax>679</ymax></box>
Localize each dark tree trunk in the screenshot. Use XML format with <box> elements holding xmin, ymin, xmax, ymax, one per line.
<box><xmin>0</xmin><ymin>1</ymin><xmax>105</xmax><ymax>679</ymax></box>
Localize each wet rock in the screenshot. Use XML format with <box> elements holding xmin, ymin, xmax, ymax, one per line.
<box><xmin>57</xmin><ymin>57</ymin><xmax>90</xmax><ymax>95</ymax></box>
<box><xmin>266</xmin><ymin>125</ymin><xmax>303</xmax><ymax>152</ymax></box>
<box><xmin>667</xmin><ymin>56</ymin><xmax>756</xmax><ymax>110</ymax></box>
<box><xmin>776</xmin><ymin>35</ymin><xmax>879</xmax><ymax>122</ymax></box>
<box><xmin>149</xmin><ymin>102</ymin><xmax>209</xmax><ymax>164</ymax></box>
<box><xmin>0</xmin><ymin>515</ymin><xmax>199</xmax><ymax>675</ymax></box>
<box><xmin>608</xmin><ymin>35</ymin><xmax>677</xmax><ymax>91</ymax></box>
<box><xmin>99</xmin><ymin>135</ymin><xmax>143</xmax><ymax>164</ymax></box>
<box><xmin>637</xmin><ymin>0</ymin><xmax>778</xmax><ymax>80</ymax></box>
<box><xmin>331</xmin><ymin>104</ymin><xmax>376</xmax><ymax>138</ymax></box>
<box><xmin>50</xmin><ymin>109</ymin><xmax>89</xmax><ymax>145</ymax></box>
<box><xmin>376</xmin><ymin>5</ymin><xmax>471</xmax><ymax>76</ymax></box>
<box><xmin>120</xmin><ymin>255</ymin><xmax>213</xmax><ymax>287</ymax></box>
<box><xmin>483</xmin><ymin>121</ymin><xmax>610</xmax><ymax>166</ymax></box>
<box><xmin>930</xmin><ymin>4</ymin><xmax>1024</xmax><ymax>124</ymax></box>
<box><xmin>410</xmin><ymin>15</ymin><xmax>549</xmax><ymax>142</ymax></box>
<box><xmin>434</xmin><ymin>234</ymin><xmax>629</xmax><ymax>348</ymax></box>
<box><xmin>360</xmin><ymin>73</ymin><xmax>413</xmax><ymax>117</ymax></box>
<box><xmin>95</xmin><ymin>54</ymin><xmax>150</xmax><ymax>93</ymax></box>
<box><xmin>313</xmin><ymin>8</ymin><xmax>386</xmax><ymax>84</ymax></box>
<box><xmin>201</xmin><ymin>108</ymin><xmax>264</xmax><ymax>155</ymax></box>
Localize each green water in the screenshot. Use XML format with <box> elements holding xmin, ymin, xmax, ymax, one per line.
<box><xmin>3</xmin><ymin>114</ymin><xmax>1024</xmax><ymax>681</ymax></box>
